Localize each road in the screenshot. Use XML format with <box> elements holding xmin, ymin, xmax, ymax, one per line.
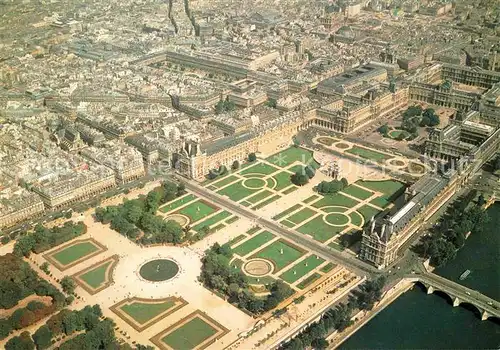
<box><xmin>181</xmin><ymin>178</ymin><xmax>380</xmax><ymax>277</ymax></box>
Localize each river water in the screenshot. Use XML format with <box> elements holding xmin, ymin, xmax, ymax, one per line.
<box><xmin>340</xmin><ymin>203</ymin><xmax>500</xmax><ymax>349</ymax></box>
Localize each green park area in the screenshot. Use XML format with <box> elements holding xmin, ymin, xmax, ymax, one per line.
<box><xmin>346</xmin><ymin>146</ymin><xmax>393</xmax><ymax>162</ymax></box>
<box><xmin>121</xmin><ymin>300</ymin><xmax>176</xmax><ymax>325</ymax></box>
<box><xmin>217</xmin><ymin>181</ymin><xmax>258</xmax><ymax>201</ymax></box>
<box><xmin>297</xmin><ymin>273</ymin><xmax>322</xmax><ymax>290</ymax></box>
<box><xmin>232</xmin><ymin>231</ymin><xmax>275</xmax><ymax>257</ymax></box>
<box><xmin>273</xmin><ymin>204</ymin><xmax>302</xmax><ymax>220</ymax></box>
<box><xmin>239</xmin><ymin>162</ymin><xmax>279</xmax><ymax>176</ymax></box>
<box><xmin>177</xmin><ymin>200</ymin><xmax>218</xmax><ymax>223</ymax></box>
<box><xmin>159</xmin><ymin>194</ymin><xmax>196</xmax><ymax>213</ymax></box>
<box><xmin>341</xmin><ymin>185</ymin><xmax>373</xmax><ymax>200</ymax></box>
<box><xmin>266</xmin><ymin>147</ymin><xmax>320</xmax><ymax>168</ymax></box>
<box><xmin>51</xmin><ymin>241</ymin><xmax>100</xmax><ymax>266</ymax></box>
<box><xmin>280</xmin><ymin>255</ymin><xmax>325</xmax><ymax>284</ymax></box>
<box><xmin>79</xmin><ymin>261</ymin><xmax>112</xmax><ymax>288</ymax></box>
<box><xmin>287</xmin><ymin>207</ymin><xmax>317</xmax><ymax>225</ymax></box>
<box><xmin>210</xmin><ymin>175</ymin><xmax>239</xmax><ymax>188</ymax></box>
<box><xmin>357</xmin><ymin>180</ymin><xmax>405</xmax><ymax>208</ymax></box>
<box><xmin>252</xmin><ymin>240</ymin><xmax>305</xmax><ymax>272</ymax></box>
<box><xmin>192</xmin><ymin>211</ymin><xmax>232</xmax><ymax>232</ymax></box>
<box><xmin>312</xmin><ymin>193</ymin><xmax>359</xmax><ymax>209</ymax></box>
<box><xmin>272</xmin><ymin>171</ymin><xmax>294</xmax><ymax>191</ymax></box>
<box><xmin>246</xmin><ymin>190</ymin><xmax>274</xmax><ymax>204</ymax></box>
<box><xmin>161</xmin><ymin>316</ymin><xmax>218</xmax><ymax>349</ymax></box>
<box><xmin>349</xmin><ymin>211</ymin><xmax>364</xmax><ymax>227</ymax></box>
<box><xmin>297</xmin><ymin>216</ymin><xmax>346</xmax><ymax>242</ymax></box>
<box><xmin>357</xmin><ymin>204</ymin><xmax>382</xmax><ymax>221</ymax></box>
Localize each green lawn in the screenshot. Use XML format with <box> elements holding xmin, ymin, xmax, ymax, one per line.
<box><xmin>341</xmin><ymin>185</ymin><xmax>373</xmax><ymax>200</ymax></box>
<box><xmin>239</xmin><ymin>162</ymin><xmax>279</xmax><ymax>176</ymax></box>
<box><xmin>192</xmin><ymin>211</ymin><xmax>232</xmax><ymax>232</ymax></box>
<box><xmin>312</xmin><ymin>193</ymin><xmax>359</xmax><ymax>210</ymax></box>
<box><xmin>346</xmin><ymin>146</ymin><xmax>393</xmax><ymax>162</ymax></box>
<box><xmin>296</xmin><ymin>216</ymin><xmax>346</xmax><ymax>242</ymax></box>
<box><xmin>317</xmin><ymin>137</ymin><xmax>337</xmax><ymax>146</ymax></box>
<box><xmin>357</xmin><ymin>205</ymin><xmax>382</xmax><ymax>221</ymax></box>
<box><xmin>161</xmin><ymin>316</ymin><xmax>218</xmax><ymax>350</ymax></box>
<box><xmin>121</xmin><ymin>300</ymin><xmax>176</xmax><ymax>324</ymax></box>
<box><xmin>52</xmin><ymin>242</ymin><xmax>100</xmax><ymax>266</ymax></box>
<box><xmin>159</xmin><ymin>194</ymin><xmax>196</xmax><ymax>213</ymax></box>
<box><xmin>349</xmin><ymin>211</ymin><xmax>364</xmax><ymax>227</ymax></box>
<box><xmin>210</xmin><ymin>175</ymin><xmax>239</xmax><ymax>188</ymax></box>
<box><xmin>272</xmin><ymin>172</ymin><xmax>294</xmax><ymax>191</ymax></box>
<box><xmin>303</xmin><ymin>195</ymin><xmax>320</xmax><ymax>204</ymax></box>
<box><xmin>232</xmin><ymin>231</ymin><xmax>275</xmax><ymax>257</ymax></box>
<box><xmin>226</xmin><ymin>216</ymin><xmax>239</xmax><ymax>224</ymax></box>
<box><xmin>252</xmin><ymin>240</ymin><xmax>305</xmax><ymax>272</ymax></box>
<box><xmin>357</xmin><ymin>180</ymin><xmax>405</xmax><ymax>208</ymax></box>
<box><xmin>217</xmin><ymin>181</ymin><xmax>258</xmax><ymax>201</ymax></box>
<box><xmin>287</xmin><ymin>208</ymin><xmax>318</xmax><ymax>225</ymax></box>
<box><xmin>322</xmin><ymin>206</ymin><xmax>349</xmax><ymax>213</ymax></box>
<box><xmin>282</xmin><ymin>187</ymin><xmax>298</xmax><ymax>195</ymax></box>
<box><xmin>288</xmin><ymin>164</ymin><xmax>304</xmax><ymax>174</ymax></box>
<box><xmin>243</xmin><ymin>178</ymin><xmax>267</xmax><ymax>189</ymax></box>
<box><xmin>252</xmin><ymin>195</ymin><xmax>281</xmax><ymax>210</ymax></box>
<box><xmin>228</xmin><ymin>235</ymin><xmax>247</xmax><ymax>247</ymax></box>
<box><xmin>320</xmin><ymin>262</ymin><xmax>336</xmax><ymax>273</ymax></box>
<box><xmin>178</xmin><ymin>200</ymin><xmax>218</xmax><ymax>223</ymax></box>
<box><xmin>246</xmin><ymin>190</ymin><xmax>274</xmax><ymax>204</ymax></box>
<box><xmin>297</xmin><ymin>273</ymin><xmax>322</xmax><ymax>289</ymax></box>
<box><xmin>79</xmin><ymin>261</ymin><xmax>111</xmax><ymax>288</ymax></box>
<box><xmin>281</xmin><ymin>219</ymin><xmax>296</xmax><ymax>228</ymax></box>
<box><xmin>280</xmin><ymin>255</ymin><xmax>325</xmax><ymax>284</ymax></box>
<box><xmin>246</xmin><ymin>226</ymin><xmax>261</xmax><ymax>235</ymax></box>
<box><xmin>266</xmin><ymin>147</ymin><xmax>320</xmax><ymax>168</ymax></box>
<box><xmin>273</xmin><ymin>204</ymin><xmax>302</xmax><ymax>220</ymax></box>
<box><xmin>324</xmin><ymin>213</ymin><xmax>350</xmax><ymax>226</ymax></box>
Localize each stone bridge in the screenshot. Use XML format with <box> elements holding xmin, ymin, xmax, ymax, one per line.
<box><xmin>407</xmin><ymin>272</ymin><xmax>500</xmax><ymax>321</ymax></box>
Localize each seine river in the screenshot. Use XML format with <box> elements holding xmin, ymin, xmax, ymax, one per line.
<box><xmin>340</xmin><ymin>203</ymin><xmax>500</xmax><ymax>349</ymax></box>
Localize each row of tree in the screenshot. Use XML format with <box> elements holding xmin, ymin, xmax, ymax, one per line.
<box><xmin>200</xmin><ymin>243</ymin><xmax>293</xmax><ymax>314</ymax></box>
<box><xmin>280</xmin><ymin>277</ymin><xmax>386</xmax><ymax>349</ymax></box>
<box><xmin>13</xmin><ymin>221</ymin><xmax>87</xmax><ymax>258</ymax></box>
<box><xmin>417</xmin><ymin>193</ymin><xmax>490</xmax><ymax>267</ymax></box>
<box><xmin>94</xmin><ymin>181</ymin><xmax>187</xmax><ymax>245</ymax></box>
<box><xmin>291</xmin><ymin>165</ymin><xmax>316</xmax><ymax>186</ymax></box>
<box><xmin>316</xmin><ymin>178</ymin><xmax>349</xmax><ymax>194</ymax></box>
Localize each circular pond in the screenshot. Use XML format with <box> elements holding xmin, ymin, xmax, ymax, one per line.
<box><xmin>139</xmin><ymin>259</ymin><xmax>179</xmax><ymax>282</ymax></box>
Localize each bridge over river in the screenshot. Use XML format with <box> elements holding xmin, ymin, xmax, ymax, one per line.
<box><xmin>407</xmin><ymin>272</ymin><xmax>500</xmax><ymax>321</ymax></box>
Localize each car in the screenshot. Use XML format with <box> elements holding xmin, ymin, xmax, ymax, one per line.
<box><xmin>465</xmin><ymin>291</ymin><xmax>471</xmax><ymax>295</ymax></box>
<box><xmin>487</xmin><ymin>301</ymin><xmax>493</xmax><ymax>306</ymax></box>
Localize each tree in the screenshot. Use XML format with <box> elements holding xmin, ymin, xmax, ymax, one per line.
<box><xmin>311</xmin><ymin>338</ymin><xmax>329</xmax><ymax>349</ymax></box>
<box><xmin>292</xmin><ymin>137</ymin><xmax>300</xmax><ymax>148</ymax></box>
<box><xmin>291</xmin><ymin>171</ymin><xmax>309</xmax><ymax>186</ymax></box>
<box><xmin>5</xmin><ymin>332</ymin><xmax>35</xmax><ymax>350</ymax></box>
<box><xmin>248</xmin><ymin>153</ymin><xmax>257</xmax><ymax>162</ymax></box>
<box><xmin>378</xmin><ymin>124</ymin><xmax>389</xmax><ymax>135</ymax></box>
<box><xmin>32</xmin><ymin>325</ymin><xmax>52</xmax><ymax>350</ymax></box>
<box><xmin>420</xmin><ymin>115</ymin><xmax>431</xmax><ymax>127</ymax></box>
<box><xmin>266</xmin><ymin>98</ymin><xmax>277</xmax><ymax>108</ymax></box>
<box><xmin>61</xmin><ymin>276</ymin><xmax>75</xmax><ymax>295</ymax></box>
<box><xmin>13</xmin><ymin>235</ymin><xmax>35</xmax><ymax>257</ymax></box>
<box><xmin>40</xmin><ymin>262</ymin><xmax>50</xmax><ymax>275</ymax></box>
<box><xmin>177</xmin><ymin>182</ymin><xmax>186</xmax><ymax>196</ymax></box>
<box><xmin>304</xmin><ymin>165</ymin><xmax>315</xmax><ymax>179</ymax></box>
<box><xmin>477</xmin><ymin>193</ymin><xmax>486</xmax><ymax>207</ymax></box>
<box><xmin>232</xmin><ymin>160</ymin><xmax>240</xmax><ymax>170</ymax></box>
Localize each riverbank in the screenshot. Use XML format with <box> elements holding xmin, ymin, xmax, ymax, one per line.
<box><xmin>327</xmin><ymin>278</ymin><xmax>414</xmax><ymax>349</ymax></box>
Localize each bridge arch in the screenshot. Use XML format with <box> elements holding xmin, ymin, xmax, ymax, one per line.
<box><xmin>458</xmin><ymin>301</ymin><xmax>482</xmax><ymax>319</ymax></box>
